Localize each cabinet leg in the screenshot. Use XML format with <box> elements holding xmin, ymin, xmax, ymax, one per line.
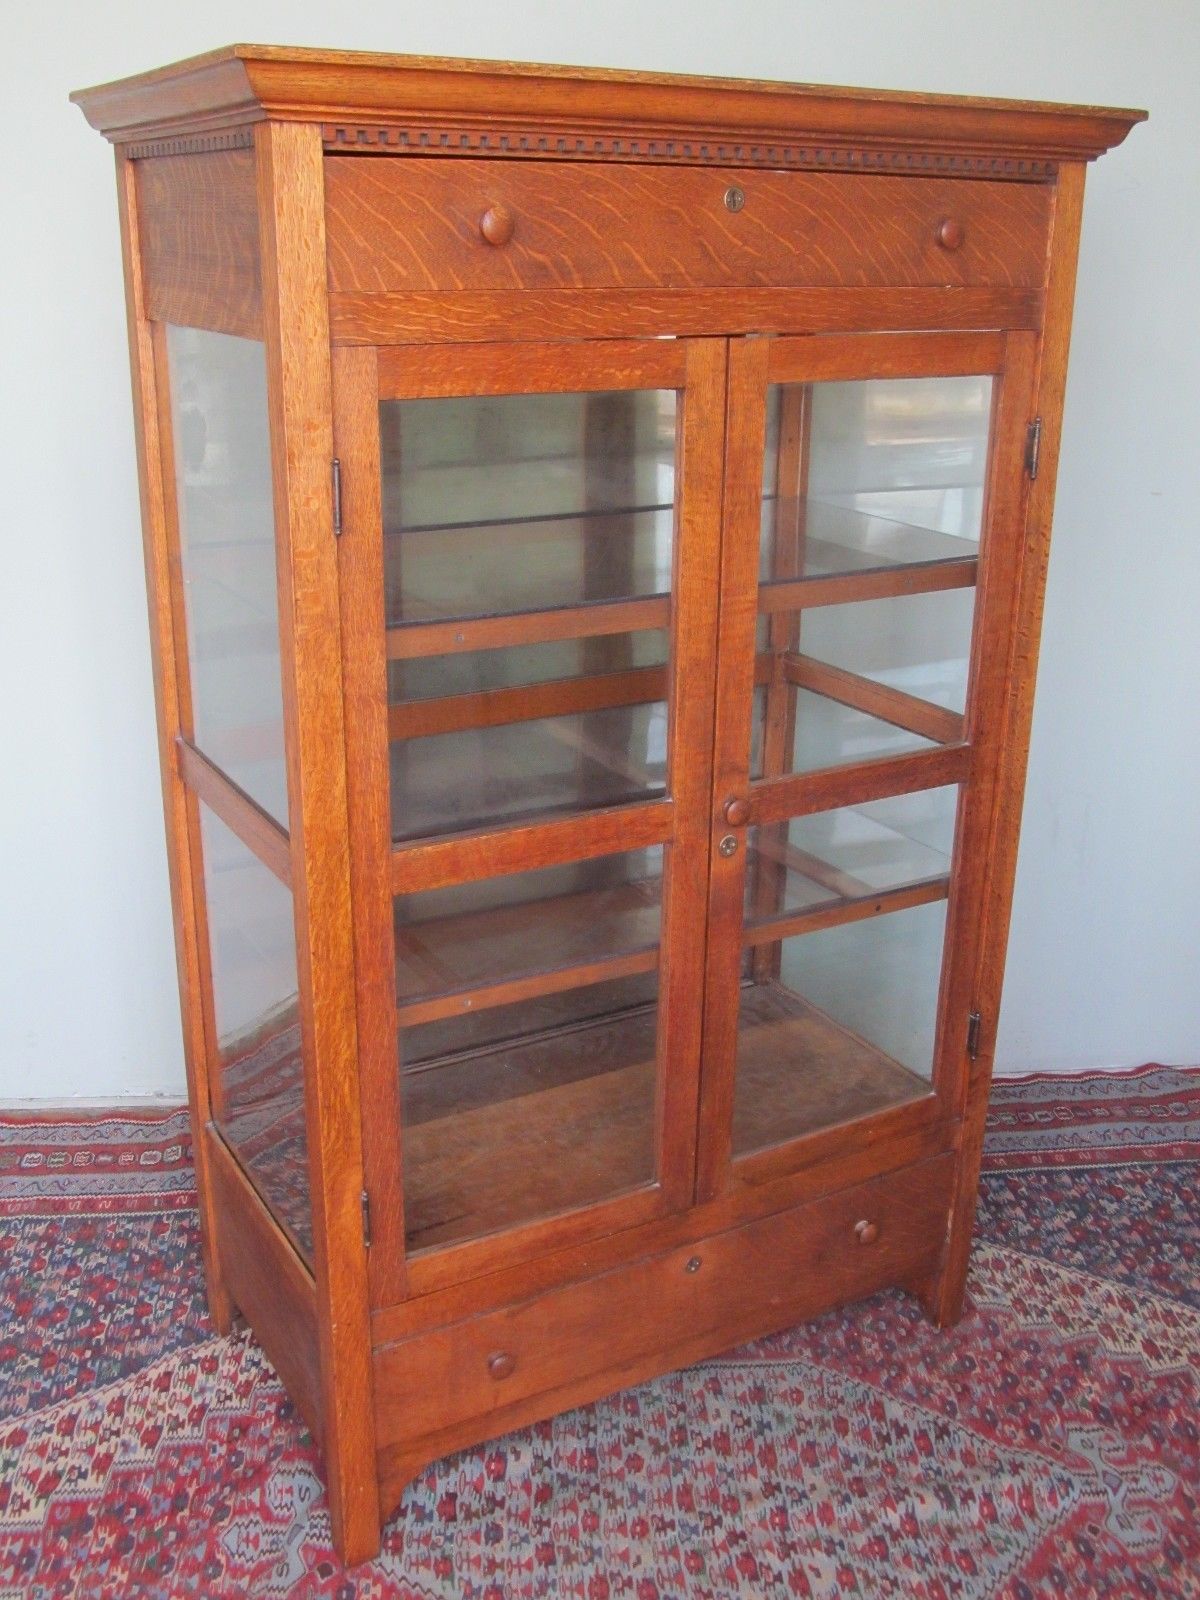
<box><xmin>205</xmin><ymin>1273</ymin><xmax>237</xmax><ymax>1336</ymax></box>
<box><xmin>920</xmin><ymin>1122</ymin><xmax>986</xmax><ymax>1328</ymax></box>
<box><xmin>327</xmin><ymin>1450</ymin><xmax>385</xmax><ymax>1567</ymax></box>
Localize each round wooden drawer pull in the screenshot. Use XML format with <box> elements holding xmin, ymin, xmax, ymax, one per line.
<box><xmin>487</xmin><ymin>1350</ymin><xmax>517</xmax><ymax>1380</ymax></box>
<box><xmin>854</xmin><ymin>1219</ymin><xmax>879</xmax><ymax>1246</ymax></box>
<box><xmin>936</xmin><ymin>217</ymin><xmax>965</xmax><ymax>251</ymax></box>
<box><xmin>479</xmin><ymin>204</ymin><xmax>515</xmax><ymax>246</ymax></box>
<box><xmin>723</xmin><ymin>797</ymin><xmax>751</xmax><ymax>827</ymax></box>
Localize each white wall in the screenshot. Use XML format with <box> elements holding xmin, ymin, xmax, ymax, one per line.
<box><xmin>2</xmin><ymin>0</ymin><xmax>1196</xmax><ymax>1099</ymax></box>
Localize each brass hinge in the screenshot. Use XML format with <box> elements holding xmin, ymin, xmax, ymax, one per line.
<box><xmin>360</xmin><ymin>1188</ymin><xmax>372</xmax><ymax>1249</ymax></box>
<box><xmin>1025</xmin><ymin>417</ymin><xmax>1043</xmax><ymax>481</ymax></box>
<box><xmin>331</xmin><ymin>458</ymin><xmax>343</xmax><ymax>536</ymax></box>
<box><xmin>967</xmin><ymin>1011</ymin><xmax>983</xmax><ymax>1060</ymax></box>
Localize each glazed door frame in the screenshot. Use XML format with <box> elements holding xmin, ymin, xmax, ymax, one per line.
<box><xmin>697</xmin><ymin>328</ymin><xmax>1040</xmax><ymax>1201</ymax></box>
<box><xmin>333</xmin><ymin>335</ymin><xmax>728</xmax><ymax>1307</ymax></box>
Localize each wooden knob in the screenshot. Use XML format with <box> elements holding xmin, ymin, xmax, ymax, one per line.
<box><xmin>935</xmin><ymin>217</ymin><xmax>965</xmax><ymax>251</ymax></box>
<box><xmin>723</xmin><ymin>798</ymin><xmax>751</xmax><ymax>827</ymax></box>
<box><xmin>854</xmin><ymin>1219</ymin><xmax>879</xmax><ymax>1246</ymax></box>
<box><xmin>487</xmin><ymin>1350</ymin><xmax>516</xmax><ymax>1380</ymax></box>
<box><xmin>479</xmin><ymin>204</ymin><xmax>515</xmax><ymax>246</ymax></box>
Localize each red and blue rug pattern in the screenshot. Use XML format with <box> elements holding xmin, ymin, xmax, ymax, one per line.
<box><xmin>0</xmin><ymin>1067</ymin><xmax>1197</xmax><ymax>1598</ymax></box>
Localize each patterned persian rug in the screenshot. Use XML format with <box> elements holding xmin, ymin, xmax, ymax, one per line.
<box><xmin>0</xmin><ymin>1065</ymin><xmax>1196</xmax><ymax>1598</ymax></box>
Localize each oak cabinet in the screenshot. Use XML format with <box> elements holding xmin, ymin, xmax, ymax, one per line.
<box><xmin>72</xmin><ymin>47</ymin><xmax>1143</xmax><ymax>1563</ymax></box>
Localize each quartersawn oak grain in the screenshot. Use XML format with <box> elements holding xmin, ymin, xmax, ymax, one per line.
<box><xmin>324</xmin><ymin>160</ymin><xmax>1053</xmax><ymax>294</ymax></box>
<box><xmin>75</xmin><ymin>49</ymin><xmax>1142</xmax><ymax>1568</ymax></box>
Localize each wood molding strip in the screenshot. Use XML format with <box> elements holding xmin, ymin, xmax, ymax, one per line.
<box><xmin>760</xmin><ymin>556</ymin><xmax>978</xmax><ymax>612</ymax></box>
<box><xmin>784</xmin><ymin>653</ymin><xmax>966</xmax><ymax>745</ymax></box>
<box><xmin>752</xmin><ymin>744</ymin><xmax>973</xmax><ymax>825</ymax></box>
<box><xmin>767</xmin><ymin>329</ymin><xmax>1006</xmax><ymax>382</ymax></box>
<box><xmin>71</xmin><ymin>46</ymin><xmax>1145</xmax><ymax>165</ymax></box>
<box><xmin>377</xmin><ymin>338</ymin><xmax>687</xmax><ymax>399</ymax></box>
<box><xmin>176</xmin><ymin>737</ymin><xmax>292</xmax><ymax>886</ymax></box>
<box><xmin>743</xmin><ymin>874</ymin><xmax>950</xmax><ymax>948</ymax></box>
<box><xmin>391</xmin><ymin>800</ymin><xmax>675</xmax><ymax>894</ymax></box>
<box><xmin>388</xmin><ymin>664</ymin><xmax>667</xmax><ymax>741</ymax></box>
<box><xmin>330</xmin><ymin>287</ymin><xmax>1044</xmax><ymax>346</ymax></box>
<box><xmin>387</xmin><ymin>596</ymin><xmax>671</xmax><ymax>661</ymax></box>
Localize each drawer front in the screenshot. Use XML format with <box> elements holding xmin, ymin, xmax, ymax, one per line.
<box><xmin>373</xmin><ymin>1153</ymin><xmax>953</xmax><ymax>1445</ymax></box>
<box><xmin>325</xmin><ymin>158</ymin><xmax>1051</xmax><ymax>295</ymax></box>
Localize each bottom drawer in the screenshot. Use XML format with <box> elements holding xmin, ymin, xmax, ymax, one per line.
<box><xmin>374</xmin><ymin>1153</ymin><xmax>953</xmax><ymax>1463</ymax></box>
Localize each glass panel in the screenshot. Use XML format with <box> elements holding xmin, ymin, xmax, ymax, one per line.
<box><xmin>400</xmin><ymin>971</ymin><xmax>660</xmax><ymax>1252</ymax></box>
<box><xmin>751</xmin><ymin>373</ymin><xmax>991</xmax><ymax>782</ymax></box>
<box><xmin>395</xmin><ymin>848</ymin><xmax>662</xmax><ymax>1007</ymax></box>
<box><xmin>167</xmin><ymin>328</ymin><xmax>288</xmax><ymax>826</ymax></box>
<box><xmin>760</xmin><ymin>375</ymin><xmax>992</xmax><ymax>583</ymax></box>
<box><xmin>390</xmin><ymin>631</ymin><xmax>669</xmax><ymax>703</ymax></box>
<box><xmin>381</xmin><ymin>388</ymin><xmax>678</xmax><ymax>843</ymax></box>
<box><xmin>199</xmin><ymin>806</ymin><xmax>310</xmax><ymax>1258</ymax></box>
<box><xmin>751</xmin><ymin>686</ymin><xmax>936</xmax><ymax>780</ymax></box>
<box><xmin>381</xmin><ymin>390</ymin><xmax>676</xmax><ymax>626</ymax></box>
<box><xmin>798</xmin><ymin>589</ymin><xmax>976</xmax><ymax>715</ymax></box>
<box><xmin>734</xmin><ymin>899</ymin><xmax>947</xmax><ymax>1158</ymax></box>
<box><xmin>746</xmin><ymin>787</ymin><xmax>956</xmax><ymax>922</ymax></box>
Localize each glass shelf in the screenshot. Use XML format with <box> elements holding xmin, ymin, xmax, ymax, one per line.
<box><xmin>394</xmin><ymin>848</ymin><xmax>663</xmax><ymax>1014</ymax></box>
<box><xmin>760</xmin><ymin>498</ymin><xmax>980</xmax><ymax>587</ymax></box>
<box><xmin>746</xmin><ymin>787</ymin><xmax>956</xmax><ymax>927</ymax></box>
<box><xmin>384</xmin><ymin>505</ymin><xmax>675</xmax><ymax>628</ymax></box>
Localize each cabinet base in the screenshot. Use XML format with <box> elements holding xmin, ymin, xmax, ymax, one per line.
<box><xmin>372</xmin><ymin>1152</ymin><xmax>954</xmax><ymax>1534</ymax></box>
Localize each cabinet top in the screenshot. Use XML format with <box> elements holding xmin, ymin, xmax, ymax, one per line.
<box><xmin>71</xmin><ymin>44</ymin><xmax>1144</xmax><ymax>175</ymax></box>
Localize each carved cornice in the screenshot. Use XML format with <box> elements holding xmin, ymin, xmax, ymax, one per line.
<box><xmin>321</xmin><ymin>122</ymin><xmax>1058</xmax><ymax>179</ymax></box>
<box><xmin>123</xmin><ymin>128</ymin><xmax>254</xmax><ymax>160</ymax></box>
<box><xmin>71</xmin><ymin>44</ymin><xmax>1146</xmax><ymax>174</ymax></box>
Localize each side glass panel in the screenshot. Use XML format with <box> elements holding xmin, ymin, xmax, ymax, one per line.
<box><xmin>736</xmin><ymin>788</ymin><xmax>957</xmax><ymax>1157</ymax></box>
<box><xmin>166</xmin><ymin>328</ymin><xmax>288</xmax><ymax>825</ymax></box>
<box><xmin>753</xmin><ymin>375</ymin><xmax>991</xmax><ymax>773</ymax></box>
<box><xmin>380</xmin><ymin>386</ymin><xmax>678</xmax><ymax>1253</ymax></box>
<box><xmin>198</xmin><ymin>806</ymin><xmax>311</xmax><ymax>1258</ymax></box>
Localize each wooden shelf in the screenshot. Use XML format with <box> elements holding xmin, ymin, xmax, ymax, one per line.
<box><xmin>398</xmin><ymin>979</ymin><xmax>928</xmax><ymax>1253</ymax></box>
<box><xmin>734</xmin><ymin>982</ymin><xmax>927</xmax><ymax>1156</ymax></box>
<box><xmin>401</xmin><ymin>999</ymin><xmax>658</xmax><ymax>1252</ymax></box>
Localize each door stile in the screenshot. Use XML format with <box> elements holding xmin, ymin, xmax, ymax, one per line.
<box><xmin>332</xmin><ymin>343</ymin><xmax>411</xmax><ymax>1309</ymax></box>
<box><xmin>933</xmin><ymin>329</ymin><xmax>1041</xmax><ymax>1123</ymax></box>
<box><xmin>255</xmin><ymin>120</ymin><xmax>378</xmax><ymax>1562</ymax></box>
<box><xmin>695</xmin><ymin>336</ymin><xmax>771</xmax><ymax>1203</ymax></box>
<box><xmin>653</xmin><ymin>337</ymin><xmax>728</xmax><ymax>1207</ymax></box>
<box><xmin>750</xmin><ymin>383</ymin><xmax>811</xmax><ymax>984</ymax></box>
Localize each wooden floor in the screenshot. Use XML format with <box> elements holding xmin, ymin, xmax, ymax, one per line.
<box><xmin>400</xmin><ymin>981</ymin><xmax>927</xmax><ymax>1252</ymax></box>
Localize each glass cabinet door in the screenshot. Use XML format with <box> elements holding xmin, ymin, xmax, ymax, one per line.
<box><xmin>699</xmin><ymin>330</ymin><xmax>1035</xmax><ymax>1196</ymax></box>
<box><xmin>336</xmin><ymin>339</ymin><xmax>724</xmax><ymax>1295</ymax></box>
